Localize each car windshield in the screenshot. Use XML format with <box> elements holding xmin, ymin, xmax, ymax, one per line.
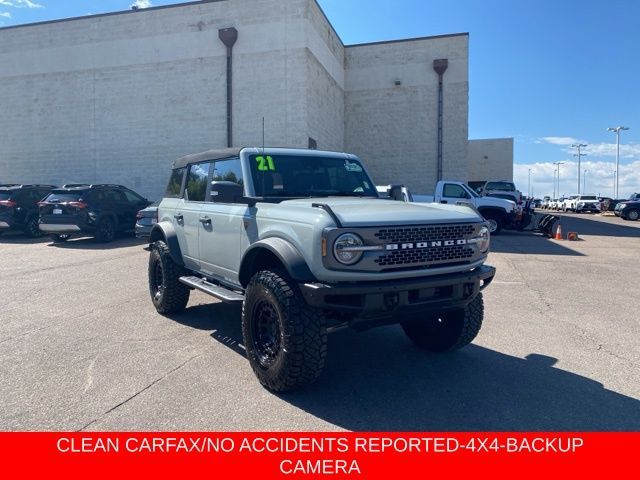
<box><xmin>0</xmin><ymin>191</ymin><xmax>14</xmax><ymax>200</ymax></box>
<box><xmin>249</xmin><ymin>154</ymin><xmax>378</xmax><ymax>198</ymax></box>
<box><xmin>485</xmin><ymin>182</ymin><xmax>516</xmax><ymax>192</ymax></box>
<box><xmin>581</xmin><ymin>196</ymin><xmax>597</xmax><ymax>200</ymax></box>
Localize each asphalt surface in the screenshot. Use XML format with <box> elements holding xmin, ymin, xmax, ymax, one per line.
<box><xmin>1</xmin><ymin>212</ymin><xmax>639</xmax><ymax>431</ymax></box>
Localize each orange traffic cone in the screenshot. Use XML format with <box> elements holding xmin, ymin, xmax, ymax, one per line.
<box><xmin>554</xmin><ymin>224</ymin><xmax>564</xmax><ymax>240</ymax></box>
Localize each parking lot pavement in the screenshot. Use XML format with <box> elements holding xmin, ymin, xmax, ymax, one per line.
<box><xmin>1</xmin><ymin>216</ymin><xmax>639</xmax><ymax>432</ymax></box>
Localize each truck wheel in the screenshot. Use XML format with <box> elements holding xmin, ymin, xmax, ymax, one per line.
<box><xmin>626</xmin><ymin>209</ymin><xmax>639</xmax><ymax>221</ymax></box>
<box><xmin>242</xmin><ymin>270</ymin><xmax>327</xmax><ymax>392</ymax></box>
<box><xmin>95</xmin><ymin>217</ymin><xmax>116</xmax><ymax>243</ymax></box>
<box><xmin>401</xmin><ymin>293</ymin><xmax>484</xmax><ymax>352</ymax></box>
<box><xmin>148</xmin><ymin>240</ymin><xmax>190</xmax><ymax>314</ymax></box>
<box><xmin>483</xmin><ymin>213</ymin><xmax>503</xmax><ymax>235</ymax></box>
<box><xmin>25</xmin><ymin>216</ymin><xmax>42</xmax><ymax>238</ymax></box>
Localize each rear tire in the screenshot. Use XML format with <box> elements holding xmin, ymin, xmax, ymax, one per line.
<box><xmin>148</xmin><ymin>240</ymin><xmax>190</xmax><ymax>314</ymax></box>
<box><xmin>24</xmin><ymin>216</ymin><xmax>42</xmax><ymax>238</ymax></box>
<box><xmin>95</xmin><ymin>217</ymin><xmax>116</xmax><ymax>243</ymax></box>
<box><xmin>242</xmin><ymin>270</ymin><xmax>327</xmax><ymax>392</ymax></box>
<box><xmin>401</xmin><ymin>293</ymin><xmax>484</xmax><ymax>352</ymax></box>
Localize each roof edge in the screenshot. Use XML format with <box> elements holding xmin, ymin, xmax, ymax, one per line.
<box><xmin>346</xmin><ymin>32</ymin><xmax>469</xmax><ymax>48</ymax></box>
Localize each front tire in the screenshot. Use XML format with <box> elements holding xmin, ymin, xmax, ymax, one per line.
<box><xmin>148</xmin><ymin>240</ymin><xmax>190</xmax><ymax>314</ymax></box>
<box><xmin>625</xmin><ymin>209</ymin><xmax>639</xmax><ymax>221</ymax></box>
<box><xmin>483</xmin><ymin>213</ymin><xmax>503</xmax><ymax>235</ymax></box>
<box><xmin>242</xmin><ymin>270</ymin><xmax>327</xmax><ymax>392</ymax></box>
<box><xmin>401</xmin><ymin>293</ymin><xmax>484</xmax><ymax>352</ymax></box>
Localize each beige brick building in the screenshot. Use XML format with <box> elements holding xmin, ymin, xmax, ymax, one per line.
<box><xmin>0</xmin><ymin>0</ymin><xmax>510</xmax><ymax>199</ymax></box>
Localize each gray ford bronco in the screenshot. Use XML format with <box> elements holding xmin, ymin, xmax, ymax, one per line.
<box><xmin>148</xmin><ymin>147</ymin><xmax>495</xmax><ymax>391</ymax></box>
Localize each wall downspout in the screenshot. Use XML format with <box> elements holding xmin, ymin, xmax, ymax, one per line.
<box><xmin>219</xmin><ymin>27</ymin><xmax>238</xmax><ymax>148</ymax></box>
<box><xmin>433</xmin><ymin>58</ymin><xmax>448</xmax><ymax>182</ymax></box>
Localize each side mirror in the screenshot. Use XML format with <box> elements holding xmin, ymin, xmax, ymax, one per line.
<box><xmin>388</xmin><ymin>184</ymin><xmax>405</xmax><ymax>201</ymax></box>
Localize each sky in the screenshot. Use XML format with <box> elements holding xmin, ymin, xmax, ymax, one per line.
<box><xmin>1</xmin><ymin>0</ymin><xmax>638</xmax><ymax>198</ymax></box>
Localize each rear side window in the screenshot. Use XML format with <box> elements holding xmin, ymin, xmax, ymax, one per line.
<box><xmin>185</xmin><ymin>162</ymin><xmax>211</xmax><ymax>202</ymax></box>
<box><xmin>0</xmin><ymin>191</ymin><xmax>13</xmax><ymax>200</ymax></box>
<box><xmin>165</xmin><ymin>167</ymin><xmax>186</xmax><ymax>198</ymax></box>
<box><xmin>45</xmin><ymin>191</ymin><xmax>85</xmax><ymax>202</ymax></box>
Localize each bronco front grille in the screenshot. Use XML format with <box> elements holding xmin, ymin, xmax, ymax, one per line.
<box><xmin>375</xmin><ymin>245</ymin><xmax>475</xmax><ymax>267</ymax></box>
<box><xmin>374</xmin><ymin>224</ymin><xmax>476</xmax><ymax>243</ymax></box>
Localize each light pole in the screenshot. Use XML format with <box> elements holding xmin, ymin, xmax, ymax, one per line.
<box><xmin>607</xmin><ymin>126</ymin><xmax>629</xmax><ymax>199</ymax></box>
<box><xmin>571</xmin><ymin>143</ymin><xmax>588</xmax><ymax>194</ymax></box>
<box><xmin>553</xmin><ymin>161</ymin><xmax>564</xmax><ymax>199</ymax></box>
<box><xmin>584</xmin><ymin>169</ymin><xmax>589</xmax><ymax>193</ymax></box>
<box><xmin>528</xmin><ymin>168</ymin><xmax>532</xmax><ymax>198</ymax></box>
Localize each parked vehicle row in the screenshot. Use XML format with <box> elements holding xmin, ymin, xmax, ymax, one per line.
<box><xmin>539</xmin><ymin>195</ymin><xmax>601</xmax><ymax>213</ymax></box>
<box><xmin>0</xmin><ymin>183</ymin><xmax>153</xmax><ymax>242</ymax></box>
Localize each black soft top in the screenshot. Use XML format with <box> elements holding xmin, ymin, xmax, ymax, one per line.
<box><xmin>172</xmin><ymin>148</ymin><xmax>243</xmax><ymax>169</ymax></box>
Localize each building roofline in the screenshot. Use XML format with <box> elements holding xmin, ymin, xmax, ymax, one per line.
<box><xmin>345</xmin><ymin>32</ymin><xmax>469</xmax><ymax>48</ymax></box>
<box><xmin>0</xmin><ymin>0</ymin><xmax>226</xmax><ymax>31</ymax></box>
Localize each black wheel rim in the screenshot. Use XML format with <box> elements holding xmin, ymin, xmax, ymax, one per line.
<box><xmin>152</xmin><ymin>260</ymin><xmax>164</xmax><ymax>301</ymax></box>
<box><xmin>252</xmin><ymin>300</ymin><xmax>282</xmax><ymax>368</ymax></box>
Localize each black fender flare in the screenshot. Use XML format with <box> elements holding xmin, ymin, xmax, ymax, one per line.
<box><xmin>239</xmin><ymin>237</ymin><xmax>315</xmax><ymax>287</ymax></box>
<box><xmin>149</xmin><ymin>221</ymin><xmax>184</xmax><ymax>266</ymax></box>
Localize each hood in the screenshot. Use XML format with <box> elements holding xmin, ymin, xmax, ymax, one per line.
<box><xmin>281</xmin><ymin>198</ymin><xmax>482</xmax><ymax>227</ymax></box>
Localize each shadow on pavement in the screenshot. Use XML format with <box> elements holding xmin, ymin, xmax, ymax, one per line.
<box><xmin>46</xmin><ymin>234</ymin><xmax>146</xmax><ymax>250</ymax></box>
<box><xmin>551</xmin><ymin>213</ymin><xmax>640</xmax><ymax>238</ymax></box>
<box><xmin>490</xmin><ymin>230</ymin><xmax>585</xmax><ymax>256</ymax></box>
<box><xmin>170</xmin><ymin>302</ymin><xmax>640</xmax><ymax>431</ymax></box>
<box><xmin>0</xmin><ymin>232</ymin><xmax>51</xmax><ymax>244</ymax></box>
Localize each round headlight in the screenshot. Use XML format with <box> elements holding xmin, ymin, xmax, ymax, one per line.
<box><xmin>477</xmin><ymin>226</ymin><xmax>490</xmax><ymax>253</ymax></box>
<box><xmin>333</xmin><ymin>233</ymin><xmax>364</xmax><ymax>265</ymax></box>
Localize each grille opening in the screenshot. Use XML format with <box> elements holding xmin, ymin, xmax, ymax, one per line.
<box><xmin>325</xmin><ymin>294</ymin><xmax>363</xmax><ymax>308</ymax></box>
<box><xmin>375</xmin><ymin>224</ymin><xmax>475</xmax><ymax>243</ymax></box>
<box><xmin>375</xmin><ymin>246</ymin><xmax>474</xmax><ymax>267</ymax></box>
<box><xmin>408</xmin><ymin>286</ymin><xmax>452</xmax><ymax>303</ymax></box>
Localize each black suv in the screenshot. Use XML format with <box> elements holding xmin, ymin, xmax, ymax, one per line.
<box><xmin>38</xmin><ymin>184</ymin><xmax>150</xmax><ymax>242</ymax></box>
<box><xmin>0</xmin><ymin>184</ymin><xmax>57</xmax><ymax>238</ymax></box>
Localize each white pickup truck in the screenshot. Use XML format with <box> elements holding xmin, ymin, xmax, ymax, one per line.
<box><xmin>378</xmin><ymin>181</ymin><xmax>517</xmax><ymax>234</ymax></box>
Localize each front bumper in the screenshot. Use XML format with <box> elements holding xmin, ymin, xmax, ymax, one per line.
<box><xmin>300</xmin><ymin>264</ymin><xmax>495</xmax><ymax>327</ymax></box>
<box><xmin>576</xmin><ymin>204</ymin><xmax>599</xmax><ymax>212</ymax></box>
<box><xmin>135</xmin><ymin>223</ymin><xmax>153</xmax><ymax>238</ymax></box>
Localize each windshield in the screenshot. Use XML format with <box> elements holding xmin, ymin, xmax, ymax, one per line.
<box><xmin>249</xmin><ymin>154</ymin><xmax>378</xmax><ymax>198</ymax></box>
<box><xmin>462</xmin><ymin>184</ymin><xmax>480</xmax><ymax>198</ymax></box>
<box><xmin>580</xmin><ymin>196</ymin><xmax>597</xmax><ymax>200</ymax></box>
<box><xmin>0</xmin><ymin>191</ymin><xmax>14</xmax><ymax>200</ymax></box>
<box><xmin>485</xmin><ymin>182</ymin><xmax>516</xmax><ymax>192</ymax></box>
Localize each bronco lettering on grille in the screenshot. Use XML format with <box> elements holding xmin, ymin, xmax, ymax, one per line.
<box><xmin>385</xmin><ymin>239</ymin><xmax>468</xmax><ymax>250</ymax></box>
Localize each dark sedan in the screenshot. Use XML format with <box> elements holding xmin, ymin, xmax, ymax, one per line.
<box><xmin>615</xmin><ymin>200</ymin><xmax>640</xmax><ymax>221</ymax></box>
<box><xmin>135</xmin><ymin>201</ymin><xmax>159</xmax><ymax>238</ymax></box>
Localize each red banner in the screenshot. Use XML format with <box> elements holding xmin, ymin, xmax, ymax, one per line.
<box><xmin>1</xmin><ymin>432</ymin><xmax>636</xmax><ymax>478</ymax></box>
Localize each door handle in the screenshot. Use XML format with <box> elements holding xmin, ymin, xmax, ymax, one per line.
<box><xmin>174</xmin><ymin>213</ymin><xmax>184</xmax><ymax>222</ymax></box>
<box><xmin>199</xmin><ymin>216</ymin><xmax>211</xmax><ymax>225</ymax></box>
<box><xmin>440</xmin><ymin>200</ymin><xmax>448</xmax><ymax>204</ymax></box>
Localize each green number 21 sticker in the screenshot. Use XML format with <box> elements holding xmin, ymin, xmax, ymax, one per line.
<box><xmin>255</xmin><ymin>155</ymin><xmax>276</xmax><ymax>171</ymax></box>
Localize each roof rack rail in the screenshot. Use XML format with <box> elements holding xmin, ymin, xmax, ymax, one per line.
<box><xmin>61</xmin><ymin>183</ymin><xmax>91</xmax><ymax>188</ymax></box>
<box><xmin>0</xmin><ymin>183</ymin><xmax>20</xmax><ymax>188</ymax></box>
<box><xmin>91</xmin><ymin>184</ymin><xmax>126</xmax><ymax>188</ymax></box>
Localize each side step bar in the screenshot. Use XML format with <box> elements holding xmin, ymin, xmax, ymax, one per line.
<box><xmin>179</xmin><ymin>276</ymin><xmax>244</xmax><ymax>303</ymax></box>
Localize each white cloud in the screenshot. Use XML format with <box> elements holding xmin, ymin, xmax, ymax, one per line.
<box><xmin>0</xmin><ymin>0</ymin><xmax>44</xmax><ymax>8</ymax></box>
<box><xmin>131</xmin><ymin>0</ymin><xmax>152</xmax><ymax>8</ymax></box>
<box><xmin>514</xmin><ymin>160</ymin><xmax>640</xmax><ymax>199</ymax></box>
<box><xmin>0</xmin><ymin>11</ymin><xmax>11</xmax><ymax>17</ymax></box>
<box><xmin>540</xmin><ymin>136</ymin><xmax>583</xmax><ymax>146</ymax></box>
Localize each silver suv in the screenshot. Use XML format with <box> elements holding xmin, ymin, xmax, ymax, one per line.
<box><xmin>148</xmin><ymin>147</ymin><xmax>495</xmax><ymax>391</ymax></box>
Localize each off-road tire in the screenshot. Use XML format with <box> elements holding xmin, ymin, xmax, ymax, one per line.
<box><xmin>483</xmin><ymin>213</ymin><xmax>503</xmax><ymax>235</ymax></box>
<box><xmin>148</xmin><ymin>240</ymin><xmax>190</xmax><ymax>314</ymax></box>
<box><xmin>24</xmin><ymin>216</ymin><xmax>42</xmax><ymax>238</ymax></box>
<box><xmin>401</xmin><ymin>293</ymin><xmax>484</xmax><ymax>352</ymax></box>
<box><xmin>625</xmin><ymin>209</ymin><xmax>639</xmax><ymax>221</ymax></box>
<box><xmin>242</xmin><ymin>270</ymin><xmax>327</xmax><ymax>392</ymax></box>
<box><xmin>50</xmin><ymin>234</ymin><xmax>69</xmax><ymax>243</ymax></box>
